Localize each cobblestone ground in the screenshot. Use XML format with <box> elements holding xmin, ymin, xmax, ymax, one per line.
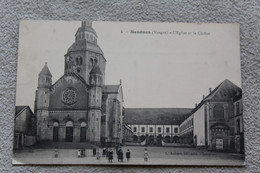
<box><xmin>13</xmin><ymin>146</ymin><xmax>244</xmax><ymax>166</ymax></box>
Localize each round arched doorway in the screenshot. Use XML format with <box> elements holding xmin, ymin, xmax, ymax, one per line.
<box><xmin>65</xmin><ymin>121</ymin><xmax>73</xmax><ymax>142</ymax></box>
<box><xmin>53</xmin><ymin>122</ymin><xmax>59</xmax><ymax>142</ymax></box>
<box><xmin>80</xmin><ymin>122</ymin><xmax>87</xmax><ymax>142</ymax></box>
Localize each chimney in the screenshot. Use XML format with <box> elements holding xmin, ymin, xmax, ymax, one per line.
<box><xmin>195</xmin><ymin>103</ymin><xmax>198</xmax><ymax>107</ymax></box>
<box><xmin>203</xmin><ymin>95</ymin><xmax>205</xmax><ymax>99</ymax></box>
<box><xmin>209</xmin><ymin>88</ymin><xmax>212</xmax><ymax>93</ymax></box>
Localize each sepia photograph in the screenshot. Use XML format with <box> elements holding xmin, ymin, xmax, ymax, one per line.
<box><xmin>13</xmin><ymin>20</ymin><xmax>244</xmax><ymax>166</ymax></box>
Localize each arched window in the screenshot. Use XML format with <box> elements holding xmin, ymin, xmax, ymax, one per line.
<box><xmin>53</xmin><ymin>122</ymin><xmax>59</xmax><ymax>127</ymax></box>
<box><xmin>133</xmin><ymin>127</ymin><xmax>137</xmax><ymax>132</ymax></box>
<box><xmin>65</xmin><ymin>121</ymin><xmax>73</xmax><ymax>142</ymax></box>
<box><xmin>76</xmin><ymin>58</ymin><xmax>79</xmax><ymax>65</ymax></box>
<box><xmin>81</xmin><ymin>122</ymin><xmax>87</xmax><ymax>127</ymax></box>
<box><xmin>66</xmin><ymin>121</ymin><xmax>73</xmax><ymax>127</ymax></box>
<box><xmin>236</xmin><ymin>119</ymin><xmax>240</xmax><ymax>133</ymax></box>
<box><xmin>149</xmin><ymin>127</ymin><xmax>153</xmax><ymax>133</ymax></box>
<box><xmin>236</xmin><ymin>102</ymin><xmax>240</xmax><ymax>115</ymax></box>
<box><xmin>213</xmin><ymin>105</ymin><xmax>224</xmax><ymax>120</ymax></box>
<box><xmin>80</xmin><ymin>122</ymin><xmax>87</xmax><ymax>142</ymax></box>
<box><xmin>79</xmin><ymin>57</ymin><xmax>83</xmax><ymax>65</ymax></box>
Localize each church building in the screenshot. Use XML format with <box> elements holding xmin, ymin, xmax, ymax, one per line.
<box><xmin>34</xmin><ymin>21</ymin><xmax>124</xmax><ymax>147</ymax></box>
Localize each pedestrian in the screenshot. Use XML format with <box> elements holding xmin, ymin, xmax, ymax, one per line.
<box><xmin>93</xmin><ymin>148</ymin><xmax>96</xmax><ymax>157</ymax></box>
<box><xmin>119</xmin><ymin>149</ymin><xmax>123</xmax><ymax>162</ymax></box>
<box><xmin>54</xmin><ymin>148</ymin><xmax>59</xmax><ymax>158</ymax></box>
<box><xmin>144</xmin><ymin>148</ymin><xmax>148</xmax><ymax>161</ymax></box>
<box><xmin>96</xmin><ymin>149</ymin><xmax>100</xmax><ymax>160</ymax></box>
<box><xmin>126</xmin><ymin>149</ymin><xmax>131</xmax><ymax>161</ymax></box>
<box><xmin>108</xmin><ymin>148</ymin><xmax>113</xmax><ymax>163</ymax></box>
<box><xmin>78</xmin><ymin>149</ymin><xmax>81</xmax><ymax>158</ymax></box>
<box><xmin>102</xmin><ymin>147</ymin><xmax>106</xmax><ymax>157</ymax></box>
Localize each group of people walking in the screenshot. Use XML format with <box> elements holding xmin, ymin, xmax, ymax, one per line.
<box><xmin>72</xmin><ymin>147</ymin><xmax>149</xmax><ymax>162</ymax></box>
<box><xmin>102</xmin><ymin>147</ymin><xmax>131</xmax><ymax>163</ymax></box>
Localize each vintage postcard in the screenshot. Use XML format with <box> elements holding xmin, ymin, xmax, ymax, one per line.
<box><xmin>13</xmin><ymin>21</ymin><xmax>244</xmax><ymax>165</ymax></box>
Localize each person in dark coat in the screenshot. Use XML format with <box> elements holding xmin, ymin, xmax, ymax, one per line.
<box><xmin>108</xmin><ymin>148</ymin><xmax>113</xmax><ymax>163</ymax></box>
<box><xmin>93</xmin><ymin>148</ymin><xmax>96</xmax><ymax>157</ymax></box>
<box><xmin>126</xmin><ymin>149</ymin><xmax>131</xmax><ymax>161</ymax></box>
<box><xmin>119</xmin><ymin>149</ymin><xmax>124</xmax><ymax>162</ymax></box>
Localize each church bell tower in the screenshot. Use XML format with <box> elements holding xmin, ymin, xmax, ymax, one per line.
<box><xmin>64</xmin><ymin>21</ymin><xmax>106</xmax><ymax>85</ymax></box>
<box><xmin>88</xmin><ymin>65</ymin><xmax>103</xmax><ymax>145</ymax></box>
<box><xmin>35</xmin><ymin>62</ymin><xmax>52</xmax><ymax>141</ymax></box>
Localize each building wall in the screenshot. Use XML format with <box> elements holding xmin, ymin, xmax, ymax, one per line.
<box><xmin>129</xmin><ymin>124</ymin><xmax>179</xmax><ymax>137</ymax></box>
<box><xmin>15</xmin><ymin>108</ymin><xmax>31</xmax><ymax>134</ymax></box>
<box><xmin>193</xmin><ymin>105</ymin><xmax>205</xmax><ymax>146</ymax></box>
<box><xmin>207</xmin><ymin>101</ymin><xmax>234</xmax><ymax>151</ymax></box>
<box><xmin>48</xmin><ymin>111</ymin><xmax>88</xmax><ymax>142</ymax></box>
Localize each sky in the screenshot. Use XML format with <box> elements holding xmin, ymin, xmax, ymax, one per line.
<box><xmin>16</xmin><ymin>21</ymin><xmax>241</xmax><ymax>110</ymax></box>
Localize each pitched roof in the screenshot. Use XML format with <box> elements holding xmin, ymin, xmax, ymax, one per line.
<box><xmin>204</xmin><ymin>79</ymin><xmax>241</xmax><ymax>101</ymax></box>
<box><xmin>39</xmin><ymin>62</ymin><xmax>52</xmax><ymax>76</ymax></box>
<box><xmin>102</xmin><ymin>85</ymin><xmax>120</xmax><ymax>93</ymax></box>
<box><xmin>180</xmin><ymin>79</ymin><xmax>242</xmax><ymax>124</ymax></box>
<box><xmin>124</xmin><ymin>108</ymin><xmax>193</xmax><ymax>125</ymax></box>
<box><xmin>15</xmin><ymin>106</ymin><xmax>33</xmax><ymax>118</ymax></box>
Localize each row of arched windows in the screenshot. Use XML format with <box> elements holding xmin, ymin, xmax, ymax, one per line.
<box><xmin>53</xmin><ymin>121</ymin><xmax>86</xmax><ymax>127</ymax></box>
<box><xmin>77</xmin><ymin>32</ymin><xmax>97</xmax><ymax>42</ymax></box>
<box><xmin>52</xmin><ymin>121</ymin><xmax>87</xmax><ymax>142</ymax></box>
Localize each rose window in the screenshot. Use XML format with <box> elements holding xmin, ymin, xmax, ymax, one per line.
<box><xmin>62</xmin><ymin>88</ymin><xmax>77</xmax><ymax>105</ymax></box>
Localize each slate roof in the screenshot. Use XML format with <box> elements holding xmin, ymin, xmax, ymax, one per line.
<box><xmin>102</xmin><ymin>85</ymin><xmax>120</xmax><ymax>94</ymax></box>
<box><xmin>204</xmin><ymin>79</ymin><xmax>242</xmax><ymax>101</ymax></box>
<box><xmin>15</xmin><ymin>106</ymin><xmax>33</xmax><ymax>118</ymax></box>
<box><xmin>179</xmin><ymin>79</ymin><xmax>242</xmax><ymax>124</ymax></box>
<box><xmin>39</xmin><ymin>63</ymin><xmax>52</xmax><ymax>77</ymax></box>
<box><xmin>124</xmin><ymin>108</ymin><xmax>193</xmax><ymax>125</ymax></box>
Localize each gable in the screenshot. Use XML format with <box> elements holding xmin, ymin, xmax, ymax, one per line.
<box><xmin>49</xmin><ymin>75</ymin><xmax>89</xmax><ymax>110</ymax></box>
<box><xmin>205</xmin><ymin>79</ymin><xmax>241</xmax><ymax>101</ymax></box>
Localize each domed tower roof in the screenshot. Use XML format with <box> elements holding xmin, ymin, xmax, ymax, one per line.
<box><xmin>90</xmin><ymin>65</ymin><xmax>102</xmax><ymax>74</ymax></box>
<box><xmin>67</xmin><ymin>21</ymin><xmax>104</xmax><ymax>55</ymax></box>
<box><xmin>39</xmin><ymin>62</ymin><xmax>52</xmax><ymax>76</ymax></box>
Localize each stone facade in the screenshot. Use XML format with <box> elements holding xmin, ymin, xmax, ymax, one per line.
<box><xmin>35</xmin><ymin>22</ymin><xmax>124</xmax><ymax>147</ymax></box>
<box><xmin>178</xmin><ymin>79</ymin><xmax>244</xmax><ymax>153</ymax></box>
<box><xmin>125</xmin><ymin>79</ymin><xmax>244</xmax><ymax>153</ymax></box>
